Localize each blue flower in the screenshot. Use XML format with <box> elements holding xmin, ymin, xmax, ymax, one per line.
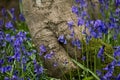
<box><xmin>67</xmin><ymin>21</ymin><xmax>74</xmax><ymax>30</ymax></box>
<box><xmin>1</xmin><ymin>8</ymin><xmax>7</xmax><ymax>17</ymax></box>
<box><xmin>72</xmin><ymin>39</ymin><xmax>81</xmax><ymax>49</ymax></box>
<box><xmin>58</xmin><ymin>35</ymin><xmax>67</xmax><ymax>44</ymax></box>
<box><xmin>81</xmin><ymin>56</ymin><xmax>86</xmax><ymax>61</ymax></box>
<box><xmin>70</xmin><ymin>30</ymin><xmax>75</xmax><ymax>38</ymax></box>
<box><xmin>44</xmin><ymin>51</ymin><xmax>54</xmax><ymax>59</ymax></box>
<box><xmin>0</xmin><ymin>65</ymin><xmax>12</xmax><ymax>73</ymax></box>
<box><xmin>5</xmin><ymin>34</ymin><xmax>12</xmax><ymax>42</ymax></box>
<box><xmin>115</xmin><ymin>0</ymin><xmax>120</xmax><ymax>7</ymax></box>
<box><xmin>71</xmin><ymin>6</ymin><xmax>79</xmax><ymax>15</ymax></box>
<box><xmin>34</xmin><ymin>64</ymin><xmax>44</xmax><ymax>75</ymax></box>
<box><xmin>19</xmin><ymin>13</ymin><xmax>25</xmax><ymax>21</ymax></box>
<box><xmin>90</xmin><ymin>31</ymin><xmax>97</xmax><ymax>38</ymax></box>
<box><xmin>116</xmin><ymin>74</ymin><xmax>120</xmax><ymax>80</ymax></box>
<box><xmin>13</xmin><ymin>50</ymin><xmax>21</xmax><ymax>61</ymax></box>
<box><xmin>113</xmin><ymin>47</ymin><xmax>120</xmax><ymax>58</ymax></box>
<box><xmin>75</xmin><ymin>0</ymin><xmax>80</xmax><ymax>3</ymax></box>
<box><xmin>12</xmin><ymin>75</ymin><xmax>19</xmax><ymax>80</ymax></box>
<box><xmin>102</xmin><ymin>60</ymin><xmax>115</xmax><ymax>79</ymax></box>
<box><xmin>39</xmin><ymin>44</ymin><xmax>46</xmax><ymax>56</ymax></box>
<box><xmin>103</xmin><ymin>71</ymin><xmax>113</xmax><ymax>79</ymax></box>
<box><xmin>97</xmin><ymin>45</ymin><xmax>105</xmax><ymax>61</ymax></box>
<box><xmin>96</xmin><ymin>70</ymin><xmax>102</xmax><ymax>76</ymax></box>
<box><xmin>5</xmin><ymin>21</ymin><xmax>14</xmax><ymax>29</ymax></box>
<box><xmin>22</xmin><ymin>56</ymin><xmax>28</xmax><ymax>64</ymax></box>
<box><xmin>115</xmin><ymin>8</ymin><xmax>120</xmax><ymax>16</ymax></box>
<box><xmin>77</xmin><ymin>17</ymin><xmax>84</xmax><ymax>26</ymax></box>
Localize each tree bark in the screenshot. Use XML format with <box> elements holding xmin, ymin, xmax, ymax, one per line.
<box><xmin>22</xmin><ymin>0</ymin><xmax>81</xmax><ymax>78</ymax></box>
<box><xmin>22</xmin><ymin>0</ymin><xmax>103</xmax><ymax>78</ymax></box>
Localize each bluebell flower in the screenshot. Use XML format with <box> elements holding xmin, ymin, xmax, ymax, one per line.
<box><xmin>34</xmin><ymin>64</ymin><xmax>44</xmax><ymax>75</ymax></box>
<box><xmin>116</xmin><ymin>74</ymin><xmax>120</xmax><ymax>80</ymax></box>
<box><xmin>103</xmin><ymin>70</ymin><xmax>113</xmax><ymax>79</ymax></box>
<box><xmin>72</xmin><ymin>39</ymin><xmax>81</xmax><ymax>49</ymax></box>
<box><xmin>7</xmin><ymin>56</ymin><xmax>14</xmax><ymax>63</ymax></box>
<box><xmin>10</xmin><ymin>8</ymin><xmax>15</xmax><ymax>15</ymax></box>
<box><xmin>12</xmin><ymin>75</ymin><xmax>19</xmax><ymax>80</ymax></box>
<box><xmin>97</xmin><ymin>45</ymin><xmax>105</xmax><ymax>61</ymax></box>
<box><xmin>81</xmin><ymin>11</ymin><xmax>87</xmax><ymax>18</ymax></box>
<box><xmin>27</xmin><ymin>77</ymin><xmax>31</xmax><ymax>80</ymax></box>
<box><xmin>5</xmin><ymin>34</ymin><xmax>11</xmax><ymax>42</ymax></box>
<box><xmin>77</xmin><ymin>17</ymin><xmax>84</xmax><ymax>26</ymax></box>
<box><xmin>0</xmin><ymin>59</ymin><xmax>4</xmax><ymax>64</ymax></box>
<box><xmin>115</xmin><ymin>0</ymin><xmax>120</xmax><ymax>7</ymax></box>
<box><xmin>23</xmin><ymin>65</ymin><xmax>26</xmax><ymax>72</ymax></box>
<box><xmin>94</xmin><ymin>20</ymin><xmax>102</xmax><ymax>28</ymax></box>
<box><xmin>96</xmin><ymin>70</ymin><xmax>102</xmax><ymax>76</ymax></box>
<box><xmin>22</xmin><ymin>56</ymin><xmax>28</xmax><ymax>64</ymax></box>
<box><xmin>13</xmin><ymin>70</ymin><xmax>18</xmax><ymax>76</ymax></box>
<box><xmin>1</xmin><ymin>8</ymin><xmax>7</xmax><ymax>17</ymax></box>
<box><xmin>39</xmin><ymin>44</ymin><xmax>46</xmax><ymax>56</ymax></box>
<box><xmin>44</xmin><ymin>51</ymin><xmax>54</xmax><ymax>59</ymax></box>
<box><xmin>0</xmin><ymin>65</ymin><xmax>12</xmax><ymax>73</ymax></box>
<box><xmin>98</xmin><ymin>0</ymin><xmax>105</xmax><ymax>4</ymax></box>
<box><xmin>90</xmin><ymin>31</ymin><xmax>97</xmax><ymax>38</ymax></box>
<box><xmin>103</xmin><ymin>61</ymin><xmax>115</xmax><ymax>79</ymax></box>
<box><xmin>27</xmin><ymin>51</ymin><xmax>32</xmax><ymax>56</ymax></box>
<box><xmin>58</xmin><ymin>35</ymin><xmax>67</xmax><ymax>44</ymax></box>
<box><xmin>81</xmin><ymin>56</ymin><xmax>86</xmax><ymax>61</ymax></box>
<box><xmin>67</xmin><ymin>21</ymin><xmax>74</xmax><ymax>30</ymax></box>
<box><xmin>116</xmin><ymin>61</ymin><xmax>120</xmax><ymax>66</ymax></box>
<box><xmin>17</xmin><ymin>31</ymin><xmax>27</xmax><ymax>40</ymax></box>
<box><xmin>13</xmin><ymin>50</ymin><xmax>21</xmax><ymax>61</ymax></box>
<box><xmin>5</xmin><ymin>21</ymin><xmax>14</xmax><ymax>29</ymax></box>
<box><xmin>13</xmin><ymin>38</ymin><xmax>21</xmax><ymax>47</ymax></box>
<box><xmin>113</xmin><ymin>47</ymin><xmax>120</xmax><ymax>58</ymax></box>
<box><xmin>0</xmin><ymin>59</ymin><xmax>4</xmax><ymax>67</ymax></box>
<box><xmin>75</xmin><ymin>0</ymin><xmax>80</xmax><ymax>3</ymax></box>
<box><xmin>9</xmin><ymin>8</ymin><xmax>16</xmax><ymax>20</ymax></box>
<box><xmin>6</xmin><ymin>65</ymin><xmax>12</xmax><ymax>71</ymax></box>
<box><xmin>70</xmin><ymin>30</ymin><xmax>75</xmax><ymax>38</ymax></box>
<box><xmin>71</xmin><ymin>6</ymin><xmax>79</xmax><ymax>15</ymax></box>
<box><xmin>19</xmin><ymin>13</ymin><xmax>25</xmax><ymax>21</ymax></box>
<box><xmin>115</xmin><ymin>8</ymin><xmax>120</xmax><ymax>16</ymax></box>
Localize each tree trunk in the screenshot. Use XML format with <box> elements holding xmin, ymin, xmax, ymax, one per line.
<box><xmin>22</xmin><ymin>0</ymin><xmax>81</xmax><ymax>78</ymax></box>
<box><xmin>22</xmin><ymin>0</ymin><xmax>103</xmax><ymax>78</ymax></box>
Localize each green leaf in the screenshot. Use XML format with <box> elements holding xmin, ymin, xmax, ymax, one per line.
<box><xmin>83</xmin><ymin>76</ymin><xmax>94</xmax><ymax>80</ymax></box>
<box><xmin>30</xmin><ymin>54</ymin><xmax>36</xmax><ymax>60</ymax></box>
<box><xmin>72</xmin><ymin>59</ymin><xmax>100</xmax><ymax>80</ymax></box>
<box><xmin>27</xmin><ymin>41</ymin><xmax>33</xmax><ymax>48</ymax></box>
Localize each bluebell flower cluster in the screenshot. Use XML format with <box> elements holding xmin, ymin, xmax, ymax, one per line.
<box><xmin>0</xmin><ymin>8</ymin><xmax>44</xmax><ymax>79</ymax></box>
<box><xmin>72</xmin><ymin>0</ymin><xmax>120</xmax><ymax>79</ymax></box>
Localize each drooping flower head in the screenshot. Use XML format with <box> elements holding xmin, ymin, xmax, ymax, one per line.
<box><xmin>58</xmin><ymin>35</ymin><xmax>67</xmax><ymax>44</ymax></box>
<box><xmin>97</xmin><ymin>45</ymin><xmax>105</xmax><ymax>61</ymax></box>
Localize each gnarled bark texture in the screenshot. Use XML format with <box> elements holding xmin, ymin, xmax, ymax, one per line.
<box><xmin>22</xmin><ymin>0</ymin><xmax>101</xmax><ymax>78</ymax></box>
<box><xmin>22</xmin><ymin>0</ymin><xmax>79</xmax><ymax>78</ymax></box>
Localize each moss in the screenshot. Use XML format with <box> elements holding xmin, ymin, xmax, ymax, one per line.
<box><xmin>81</xmin><ymin>38</ymin><xmax>114</xmax><ymax>69</ymax></box>
<box><xmin>81</xmin><ymin>38</ymin><xmax>120</xmax><ymax>77</ymax></box>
